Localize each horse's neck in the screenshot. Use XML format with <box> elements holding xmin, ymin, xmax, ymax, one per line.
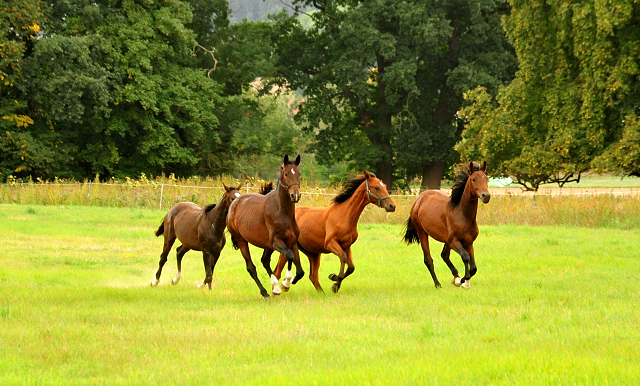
<box><xmin>459</xmin><ymin>180</ymin><xmax>479</xmax><ymax>221</ymax></box>
<box><xmin>336</xmin><ymin>183</ymin><xmax>370</xmax><ymax>227</ymax></box>
<box><xmin>207</xmin><ymin>196</ymin><xmax>229</xmax><ymax>230</ymax></box>
<box><xmin>276</xmin><ymin>184</ymin><xmax>296</xmax><ymax>218</ymax></box>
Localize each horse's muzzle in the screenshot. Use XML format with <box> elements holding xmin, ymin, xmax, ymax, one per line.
<box><xmin>290</xmin><ymin>193</ymin><xmax>301</xmax><ymax>203</ymax></box>
<box><xmin>480</xmin><ymin>192</ymin><xmax>491</xmax><ymax>204</ymax></box>
<box><xmin>385</xmin><ymin>203</ymin><xmax>396</xmax><ymax>212</ymax></box>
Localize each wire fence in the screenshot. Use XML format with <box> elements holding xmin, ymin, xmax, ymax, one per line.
<box><xmin>2</xmin><ymin>181</ymin><xmax>640</xmax><ymax>227</ymax></box>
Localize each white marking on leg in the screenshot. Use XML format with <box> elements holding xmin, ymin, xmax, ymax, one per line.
<box><xmin>151</xmin><ymin>279</ymin><xmax>159</xmax><ymax>287</ymax></box>
<box><xmin>453</xmin><ymin>277</ymin><xmax>462</xmax><ymax>287</ymax></box>
<box><xmin>271</xmin><ymin>274</ymin><xmax>282</xmax><ymax>295</ymax></box>
<box><xmin>461</xmin><ymin>280</ymin><xmax>470</xmax><ymax>289</ymax></box>
<box><xmin>171</xmin><ymin>270</ymin><xmax>181</xmax><ymax>285</ymax></box>
<box><xmin>196</xmin><ymin>281</ymin><xmax>206</xmax><ymax>289</ymax></box>
<box><xmin>282</xmin><ymin>269</ymin><xmax>293</xmax><ymax>289</ymax></box>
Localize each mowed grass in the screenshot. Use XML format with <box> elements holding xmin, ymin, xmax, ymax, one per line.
<box><xmin>1</xmin><ymin>204</ymin><xmax>639</xmax><ymax>385</ymax></box>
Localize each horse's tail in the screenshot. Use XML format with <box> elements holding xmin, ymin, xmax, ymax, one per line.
<box><xmin>231</xmin><ymin>235</ymin><xmax>239</xmax><ymax>250</ymax></box>
<box><xmin>155</xmin><ymin>221</ymin><xmax>165</xmax><ymax>237</ymax></box>
<box><xmin>403</xmin><ymin>216</ymin><xmax>420</xmax><ymax>245</ymax></box>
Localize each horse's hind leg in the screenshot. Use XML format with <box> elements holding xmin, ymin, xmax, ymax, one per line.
<box><xmin>237</xmin><ymin>241</ymin><xmax>269</xmax><ymax>298</ymax></box>
<box><xmin>306</xmin><ymin>250</ymin><xmax>324</xmax><ymax>293</ymax></box>
<box><xmin>417</xmin><ymin>232</ymin><xmax>440</xmax><ymax>288</ymax></box>
<box><xmin>260</xmin><ymin>249</ymin><xmax>281</xmax><ymax>296</ymax></box>
<box><xmin>440</xmin><ymin>244</ymin><xmax>461</xmax><ymax>286</ymax></box>
<box><xmin>172</xmin><ymin>245</ymin><xmax>189</xmax><ymax>285</ymax></box>
<box><xmin>152</xmin><ymin>235</ymin><xmax>175</xmax><ymax>286</ymax></box>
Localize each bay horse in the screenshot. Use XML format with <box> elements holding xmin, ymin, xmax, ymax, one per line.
<box><xmin>274</xmin><ymin>171</ymin><xmax>396</xmax><ymax>293</ymax></box>
<box><xmin>226</xmin><ymin>154</ymin><xmax>305</xmax><ymax>298</ymax></box>
<box><xmin>403</xmin><ymin>161</ymin><xmax>490</xmax><ymax>289</ymax></box>
<box><xmin>151</xmin><ymin>183</ymin><xmax>242</xmax><ymax>289</ymax></box>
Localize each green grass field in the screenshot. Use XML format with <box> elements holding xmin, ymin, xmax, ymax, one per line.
<box><xmin>1</xmin><ymin>204</ymin><xmax>639</xmax><ymax>385</ymax></box>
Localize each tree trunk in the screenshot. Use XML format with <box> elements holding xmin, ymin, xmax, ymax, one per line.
<box><xmin>375</xmin><ymin>160</ymin><xmax>393</xmax><ymax>188</ymax></box>
<box><xmin>420</xmin><ymin>159</ymin><xmax>445</xmax><ymax>190</ymax></box>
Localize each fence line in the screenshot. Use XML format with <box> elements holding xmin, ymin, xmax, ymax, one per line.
<box><xmin>1</xmin><ymin>182</ymin><xmax>639</xmax><ymax>197</ymax></box>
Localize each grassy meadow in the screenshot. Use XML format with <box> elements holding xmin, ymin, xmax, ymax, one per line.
<box><xmin>1</xmin><ymin>204</ymin><xmax>639</xmax><ymax>385</ymax></box>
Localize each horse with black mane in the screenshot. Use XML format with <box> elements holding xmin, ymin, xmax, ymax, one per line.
<box><xmin>151</xmin><ymin>183</ymin><xmax>242</xmax><ymax>289</ymax></box>
<box><xmin>404</xmin><ymin>162</ymin><xmax>490</xmax><ymax>288</ymax></box>
<box><xmin>274</xmin><ymin>171</ymin><xmax>396</xmax><ymax>293</ymax></box>
<box><xmin>226</xmin><ymin>154</ymin><xmax>305</xmax><ymax>298</ymax></box>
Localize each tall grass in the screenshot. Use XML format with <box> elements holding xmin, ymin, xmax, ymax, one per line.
<box><xmin>2</xmin><ymin>175</ymin><xmax>640</xmax><ymax>228</ymax></box>
<box><xmin>1</xmin><ymin>205</ymin><xmax>639</xmax><ymax>385</ymax></box>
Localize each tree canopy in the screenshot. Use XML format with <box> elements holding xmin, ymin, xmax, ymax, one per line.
<box><xmin>459</xmin><ymin>0</ymin><xmax>640</xmax><ymax>190</ymax></box>
<box><xmin>269</xmin><ymin>0</ymin><xmax>516</xmax><ymax>188</ymax></box>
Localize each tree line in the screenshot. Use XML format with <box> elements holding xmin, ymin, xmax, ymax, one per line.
<box><xmin>1</xmin><ymin>0</ymin><xmax>638</xmax><ymax>190</ymax></box>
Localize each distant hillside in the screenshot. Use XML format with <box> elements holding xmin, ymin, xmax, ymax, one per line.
<box><xmin>227</xmin><ymin>0</ymin><xmax>294</xmax><ymax>23</ymax></box>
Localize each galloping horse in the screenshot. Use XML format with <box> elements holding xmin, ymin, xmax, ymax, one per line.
<box><xmin>274</xmin><ymin>171</ymin><xmax>396</xmax><ymax>293</ymax></box>
<box><xmin>226</xmin><ymin>154</ymin><xmax>305</xmax><ymax>298</ymax></box>
<box><xmin>151</xmin><ymin>183</ymin><xmax>242</xmax><ymax>289</ymax></box>
<box><xmin>403</xmin><ymin>162</ymin><xmax>490</xmax><ymax>288</ymax></box>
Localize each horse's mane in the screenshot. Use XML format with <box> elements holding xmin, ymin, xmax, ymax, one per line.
<box><xmin>332</xmin><ymin>173</ymin><xmax>375</xmax><ymax>204</ymax></box>
<box><xmin>450</xmin><ymin>163</ymin><xmax>481</xmax><ymax>208</ymax></box>
<box><xmin>204</xmin><ymin>203</ymin><xmax>217</xmax><ymax>213</ymax></box>
<box><xmin>259</xmin><ymin>182</ymin><xmax>274</xmax><ymax>195</ymax></box>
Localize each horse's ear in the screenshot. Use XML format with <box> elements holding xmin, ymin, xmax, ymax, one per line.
<box><xmin>294</xmin><ymin>154</ymin><xmax>301</xmax><ymax>166</ymax></box>
<box><xmin>284</xmin><ymin>154</ymin><xmax>290</xmax><ymax>165</ymax></box>
<box><xmin>222</xmin><ymin>182</ymin><xmax>229</xmax><ymax>191</ymax></box>
<box><xmin>236</xmin><ymin>181</ymin><xmax>243</xmax><ymax>190</ymax></box>
<box><xmin>468</xmin><ymin>162</ymin><xmax>474</xmax><ymax>174</ymax></box>
<box><xmin>363</xmin><ymin>170</ymin><xmax>371</xmax><ymax>179</ymax></box>
<box><xmin>481</xmin><ymin>161</ymin><xmax>486</xmax><ymax>172</ymax></box>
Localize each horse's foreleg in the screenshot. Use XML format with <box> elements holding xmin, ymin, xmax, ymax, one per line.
<box><xmin>152</xmin><ymin>236</ymin><xmax>175</xmax><ymax>286</ymax></box>
<box><xmin>418</xmin><ymin>231</ymin><xmax>440</xmax><ymax>288</ymax></box>
<box><xmin>237</xmin><ymin>241</ymin><xmax>269</xmax><ymax>298</ymax></box>
<box><xmin>326</xmin><ymin>241</ymin><xmax>353</xmax><ymax>294</ymax></box>
<box><xmin>272</xmin><ymin>239</ymin><xmax>305</xmax><ymax>286</ymax></box>
<box><xmin>274</xmin><ymin>252</ymin><xmax>293</xmax><ymax>292</ymax></box>
<box><xmin>172</xmin><ymin>245</ymin><xmax>189</xmax><ymax>285</ymax></box>
<box><xmin>260</xmin><ymin>249</ymin><xmax>281</xmax><ymax>296</ymax></box>
<box><xmin>440</xmin><ymin>244</ymin><xmax>461</xmax><ymax>287</ymax></box>
<box><xmin>450</xmin><ymin>239</ymin><xmax>472</xmax><ymax>288</ymax></box>
<box><xmin>197</xmin><ymin>251</ymin><xmax>213</xmax><ymax>290</ymax></box>
<box><xmin>467</xmin><ymin>244</ymin><xmax>477</xmax><ymax>278</ymax></box>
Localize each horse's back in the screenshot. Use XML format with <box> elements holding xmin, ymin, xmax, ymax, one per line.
<box><xmin>412</xmin><ymin>190</ymin><xmax>450</xmax><ymax>243</ymax></box>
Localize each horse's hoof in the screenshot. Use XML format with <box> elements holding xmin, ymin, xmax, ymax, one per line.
<box><xmin>461</xmin><ymin>281</ymin><xmax>470</xmax><ymax>289</ymax></box>
<box><xmin>331</xmin><ymin>283</ymin><xmax>340</xmax><ymax>293</ymax></box>
<box><xmin>435</xmin><ymin>282</ymin><xmax>442</xmax><ymax>289</ymax></box>
<box><xmin>196</xmin><ymin>282</ymin><xmax>206</xmax><ymax>289</ymax></box>
<box><xmin>171</xmin><ymin>278</ymin><xmax>180</xmax><ymax>286</ymax></box>
<box><xmin>452</xmin><ymin>277</ymin><xmax>462</xmax><ymax>287</ymax></box>
<box><xmin>329</xmin><ymin>273</ymin><xmax>339</xmax><ymax>282</ymax></box>
<box><xmin>150</xmin><ymin>280</ymin><xmax>159</xmax><ymax>287</ymax></box>
<box><xmin>272</xmin><ymin>286</ymin><xmax>282</xmax><ymax>296</ymax></box>
<box><xmin>281</xmin><ymin>285</ymin><xmax>290</xmax><ymax>292</ymax></box>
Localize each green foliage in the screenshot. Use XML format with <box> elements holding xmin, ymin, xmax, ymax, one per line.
<box><xmin>269</xmin><ymin>0</ymin><xmax>516</xmax><ymax>188</ymax></box>
<box><xmin>460</xmin><ymin>0</ymin><xmax>640</xmax><ymax>190</ymax></box>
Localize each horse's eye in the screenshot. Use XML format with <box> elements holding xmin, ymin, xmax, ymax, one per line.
<box><xmin>472</xmin><ymin>178</ymin><xmax>476</xmax><ymax>182</ymax></box>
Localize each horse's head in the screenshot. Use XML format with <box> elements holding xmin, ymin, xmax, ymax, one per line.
<box><xmin>469</xmin><ymin>161</ymin><xmax>490</xmax><ymax>204</ymax></box>
<box><xmin>363</xmin><ymin>171</ymin><xmax>396</xmax><ymax>212</ymax></box>
<box><xmin>280</xmin><ymin>154</ymin><xmax>301</xmax><ymax>203</ymax></box>
<box><xmin>222</xmin><ymin>182</ymin><xmax>243</xmax><ymax>207</ymax></box>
